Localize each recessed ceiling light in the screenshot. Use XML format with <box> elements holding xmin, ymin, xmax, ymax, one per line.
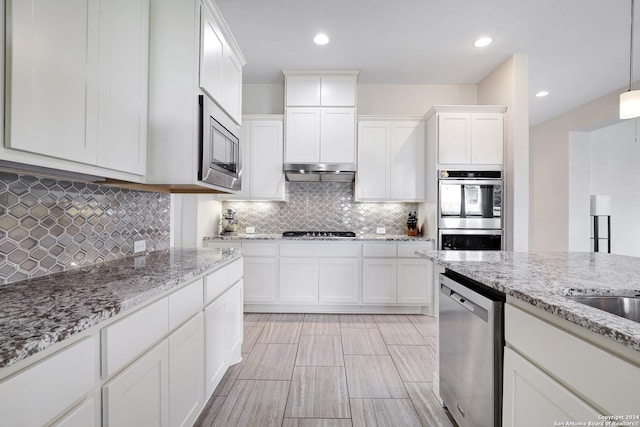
<box><xmin>536</xmin><ymin>91</ymin><xmax>550</xmax><ymax>97</ymax></box>
<box><xmin>313</xmin><ymin>33</ymin><xmax>329</xmax><ymax>46</ymax></box>
<box><xmin>473</xmin><ymin>36</ymin><xmax>493</xmax><ymax>48</ymax></box>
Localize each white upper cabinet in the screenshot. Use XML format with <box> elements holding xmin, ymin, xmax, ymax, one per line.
<box><xmin>283</xmin><ymin>71</ymin><xmax>358</xmax><ymax>164</ymax></box>
<box><xmin>146</xmin><ymin>0</ymin><xmax>246</xmax><ymax>187</ymax></box>
<box><xmin>427</xmin><ymin>106</ymin><xmax>506</xmax><ymax>167</ymax></box>
<box><xmin>285</xmin><ymin>74</ymin><xmax>356</xmax><ymax>107</ymax></box>
<box><xmin>96</xmin><ymin>0</ymin><xmax>149</xmax><ymax>175</ymax></box>
<box><xmin>356</xmin><ymin>118</ymin><xmax>425</xmax><ymax>202</ymax></box>
<box><xmin>200</xmin><ymin>4</ymin><xmax>225</xmax><ymax>106</ymax></box>
<box><xmin>220</xmin><ymin>116</ymin><xmax>285</xmax><ymax>201</ymax></box>
<box><xmin>5</xmin><ymin>0</ymin><xmax>149</xmax><ymax>177</ymax></box>
<box><xmin>286</xmin><ymin>76</ymin><xmax>321</xmax><ymax>106</ymax></box>
<box><xmin>320</xmin><ymin>108</ymin><xmax>356</xmax><ymax>162</ymax></box>
<box><xmin>285</xmin><ymin>108</ymin><xmax>321</xmax><ymax>162</ymax></box>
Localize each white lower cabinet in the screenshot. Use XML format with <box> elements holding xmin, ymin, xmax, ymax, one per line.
<box><xmin>318</xmin><ymin>258</ymin><xmax>360</xmax><ymax>303</ymax></box>
<box><xmin>279</xmin><ymin>258</ymin><xmax>319</xmax><ymax>302</ymax></box>
<box><xmin>397</xmin><ymin>258</ymin><xmax>432</xmax><ymax>304</ymax></box>
<box><xmin>0</xmin><ymin>336</ymin><xmax>98</xmax><ymax>427</ymax></box>
<box><xmin>244</xmin><ymin>257</ymin><xmax>277</xmax><ymax>303</ymax></box>
<box><xmin>53</xmin><ymin>397</ymin><xmax>98</xmax><ymax>427</ymax></box>
<box><xmin>204</xmin><ymin>295</ymin><xmax>228</xmax><ymax>398</ymax></box>
<box><xmin>204</xmin><ymin>277</ymin><xmax>244</xmax><ymax>398</ymax></box>
<box><xmin>503</xmin><ymin>347</ymin><xmax>599</xmax><ymax>427</ymax></box>
<box><xmin>362</xmin><ymin>258</ymin><xmax>397</xmax><ymax>304</ymax></box>
<box><xmin>103</xmin><ymin>340</ymin><xmax>170</xmax><ymax>427</ymax></box>
<box><xmin>503</xmin><ymin>304</ymin><xmax>640</xmax><ymax>423</ymax></box>
<box><xmin>168</xmin><ymin>312</ymin><xmax>204</xmax><ymax>427</ymax></box>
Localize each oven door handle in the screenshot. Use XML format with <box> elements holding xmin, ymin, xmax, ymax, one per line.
<box><xmin>439</xmin><ymin>179</ymin><xmax>501</xmax><ymax>186</ymax></box>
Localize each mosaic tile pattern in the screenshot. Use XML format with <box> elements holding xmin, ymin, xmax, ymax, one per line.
<box><xmin>0</xmin><ymin>172</ymin><xmax>170</xmax><ymax>285</ymax></box>
<box><xmin>223</xmin><ymin>182</ymin><xmax>418</xmax><ymax>236</ymax></box>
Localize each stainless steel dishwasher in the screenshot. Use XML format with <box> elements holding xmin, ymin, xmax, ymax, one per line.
<box><xmin>439</xmin><ymin>271</ymin><xmax>505</xmax><ymax>427</ymax></box>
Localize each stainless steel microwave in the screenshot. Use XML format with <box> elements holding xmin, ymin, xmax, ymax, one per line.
<box><xmin>198</xmin><ymin>95</ymin><xmax>241</xmax><ymax>191</ymax></box>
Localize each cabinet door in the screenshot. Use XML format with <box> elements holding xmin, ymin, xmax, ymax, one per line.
<box><xmin>169</xmin><ymin>313</ymin><xmax>204</xmax><ymax>427</ymax></box>
<box><xmin>225</xmin><ymin>280</ymin><xmax>244</xmax><ymax>359</ymax></box>
<box><xmin>437</xmin><ymin>113</ymin><xmax>471</xmax><ymax>164</ymax></box>
<box><xmin>286</xmin><ymin>76</ymin><xmax>321</xmax><ymax>106</ymax></box>
<box><xmin>318</xmin><ymin>258</ymin><xmax>360</xmax><ymax>303</ymax></box>
<box><xmin>279</xmin><ymin>258</ymin><xmax>318</xmax><ymax>302</ymax></box>
<box><xmin>96</xmin><ymin>0</ymin><xmax>149</xmax><ymax>175</ymax></box>
<box><xmin>362</xmin><ymin>259</ymin><xmax>397</xmax><ymax>304</ymax></box>
<box><xmin>6</xmin><ymin>0</ymin><xmax>98</xmax><ymax>164</ymax></box>
<box><xmin>320</xmin><ymin>108</ymin><xmax>356</xmax><ymax>163</ymax></box>
<box><xmin>285</xmin><ymin>108</ymin><xmax>321</xmax><ymax>162</ymax></box>
<box><xmin>389</xmin><ymin>121</ymin><xmax>425</xmax><ymax>200</ymax></box>
<box><xmin>320</xmin><ymin>76</ymin><xmax>356</xmax><ymax>106</ymax></box>
<box><xmin>502</xmin><ymin>347</ymin><xmax>600</xmax><ymax>427</ymax></box>
<box><xmin>356</xmin><ymin>121</ymin><xmax>390</xmax><ymax>200</ymax></box>
<box><xmin>204</xmin><ymin>297</ymin><xmax>227</xmax><ymax>398</ymax></box>
<box><xmin>244</xmin><ymin>257</ymin><xmax>277</xmax><ymax>303</ymax></box>
<box><xmin>396</xmin><ymin>259</ymin><xmax>432</xmax><ymax>304</ymax></box>
<box><xmin>250</xmin><ymin>120</ymin><xmax>285</xmax><ymax>199</ymax></box>
<box><xmin>471</xmin><ymin>113</ymin><xmax>503</xmax><ymax>164</ymax></box>
<box><xmin>103</xmin><ymin>340</ymin><xmax>170</xmax><ymax>427</ymax></box>
<box><xmin>224</xmin><ymin>48</ymin><xmax>243</xmax><ymax>124</ymax></box>
<box><xmin>52</xmin><ymin>397</ymin><xmax>97</xmax><ymax>427</ymax></box>
<box><xmin>199</xmin><ymin>3</ymin><xmax>225</xmax><ymax>104</ymax></box>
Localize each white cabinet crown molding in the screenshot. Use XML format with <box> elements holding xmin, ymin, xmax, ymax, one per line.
<box><xmin>424</xmin><ymin>104</ymin><xmax>507</xmax><ymax>120</ymax></box>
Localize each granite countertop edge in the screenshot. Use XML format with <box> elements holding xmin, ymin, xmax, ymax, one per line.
<box><xmin>204</xmin><ymin>234</ymin><xmax>434</xmax><ymax>242</ymax></box>
<box><xmin>0</xmin><ymin>248</ymin><xmax>242</xmax><ymax>370</ymax></box>
<box><xmin>417</xmin><ymin>250</ymin><xmax>640</xmax><ymax>353</ymax></box>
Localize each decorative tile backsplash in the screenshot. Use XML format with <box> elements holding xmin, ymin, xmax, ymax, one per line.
<box><xmin>223</xmin><ymin>182</ymin><xmax>418</xmax><ymax>235</ymax></box>
<box><xmin>0</xmin><ymin>172</ymin><xmax>170</xmax><ymax>285</ymax></box>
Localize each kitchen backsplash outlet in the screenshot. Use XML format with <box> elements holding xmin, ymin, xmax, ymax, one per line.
<box><xmin>0</xmin><ymin>172</ymin><xmax>170</xmax><ymax>285</ymax></box>
<box><xmin>222</xmin><ymin>182</ymin><xmax>418</xmax><ymax>235</ymax></box>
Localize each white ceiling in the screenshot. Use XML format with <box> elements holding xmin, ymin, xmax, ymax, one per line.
<box><xmin>216</xmin><ymin>0</ymin><xmax>635</xmax><ymax>126</ymax></box>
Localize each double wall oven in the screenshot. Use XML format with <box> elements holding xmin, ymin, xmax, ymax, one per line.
<box><xmin>438</xmin><ymin>170</ymin><xmax>503</xmax><ymax>250</ymax></box>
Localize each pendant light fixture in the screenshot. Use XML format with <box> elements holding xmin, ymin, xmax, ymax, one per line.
<box><xmin>621</xmin><ymin>0</ymin><xmax>640</xmax><ymax>119</ymax></box>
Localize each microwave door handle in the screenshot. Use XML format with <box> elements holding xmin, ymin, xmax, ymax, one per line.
<box><xmin>460</xmin><ymin>185</ymin><xmax>466</xmax><ymax>218</ymax></box>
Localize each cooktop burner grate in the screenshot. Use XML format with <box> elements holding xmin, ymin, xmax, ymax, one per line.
<box><xmin>282</xmin><ymin>231</ymin><xmax>356</xmax><ymax>238</ymax></box>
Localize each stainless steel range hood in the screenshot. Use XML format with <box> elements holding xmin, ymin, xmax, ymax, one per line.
<box><xmin>283</xmin><ymin>163</ymin><xmax>356</xmax><ymax>182</ymax></box>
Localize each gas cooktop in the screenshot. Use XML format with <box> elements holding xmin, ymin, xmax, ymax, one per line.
<box><xmin>282</xmin><ymin>231</ymin><xmax>357</xmax><ymax>238</ymax></box>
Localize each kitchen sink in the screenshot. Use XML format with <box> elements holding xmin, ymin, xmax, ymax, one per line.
<box><xmin>565</xmin><ymin>295</ymin><xmax>640</xmax><ymax>323</ymax></box>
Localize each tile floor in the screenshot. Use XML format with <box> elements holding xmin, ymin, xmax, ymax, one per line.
<box><xmin>195</xmin><ymin>313</ymin><xmax>455</xmax><ymax>427</ymax></box>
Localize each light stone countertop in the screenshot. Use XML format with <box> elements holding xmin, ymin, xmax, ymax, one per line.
<box><xmin>204</xmin><ymin>234</ymin><xmax>434</xmax><ymax>242</ymax></box>
<box><xmin>0</xmin><ymin>248</ymin><xmax>241</xmax><ymax>370</ymax></box>
<box><xmin>417</xmin><ymin>250</ymin><xmax>640</xmax><ymax>353</ymax></box>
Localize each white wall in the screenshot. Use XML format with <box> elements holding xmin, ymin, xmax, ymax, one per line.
<box><xmin>477</xmin><ymin>55</ymin><xmax>530</xmax><ymax>251</ymax></box>
<box><xmin>568</xmin><ymin>132</ymin><xmax>591</xmax><ymax>252</ymax></box>
<box><xmin>530</xmin><ymin>87</ymin><xmax>621</xmax><ymax>251</ymax></box>
<box><xmin>171</xmin><ymin>194</ymin><xmax>222</xmax><ymax>248</ymax></box>
<box><xmin>242</xmin><ymin>83</ymin><xmax>477</xmax><ymax>116</ymax></box>
<box><xmin>357</xmin><ymin>84</ymin><xmax>477</xmax><ymax>116</ymax></box>
<box><xmin>585</xmin><ymin>120</ymin><xmax>640</xmax><ymax>256</ymax></box>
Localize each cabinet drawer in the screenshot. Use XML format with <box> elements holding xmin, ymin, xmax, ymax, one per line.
<box><xmin>169</xmin><ymin>278</ymin><xmax>204</xmax><ymax>330</ymax></box>
<box><xmin>205</xmin><ymin>265</ymin><xmax>230</xmax><ymax>304</ymax></box>
<box><xmin>363</xmin><ymin>243</ymin><xmax>397</xmax><ymax>258</ymax></box>
<box><xmin>506</xmin><ymin>304</ymin><xmax>640</xmax><ymax>414</ymax></box>
<box><xmin>242</xmin><ymin>242</ymin><xmax>277</xmax><ymax>257</ymax></box>
<box><xmin>0</xmin><ymin>336</ymin><xmax>98</xmax><ymax>427</ymax></box>
<box><xmin>280</xmin><ymin>242</ymin><xmax>361</xmax><ymax>257</ymax></box>
<box><xmin>204</xmin><ymin>241</ymin><xmax>241</xmax><ymax>249</ymax></box>
<box><xmin>102</xmin><ymin>298</ymin><xmax>169</xmax><ymax>378</ymax></box>
<box><xmin>397</xmin><ymin>242</ymin><xmax>433</xmax><ymax>258</ymax></box>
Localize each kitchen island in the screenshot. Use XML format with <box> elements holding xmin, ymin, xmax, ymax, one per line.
<box><xmin>0</xmin><ymin>248</ymin><xmax>243</xmax><ymax>426</ymax></box>
<box><xmin>418</xmin><ymin>250</ymin><xmax>640</xmax><ymax>425</ymax></box>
